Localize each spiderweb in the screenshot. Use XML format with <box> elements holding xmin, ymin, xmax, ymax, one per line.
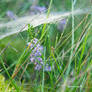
<box><xmin>0</xmin><ymin>8</ymin><xmax>92</xmax><ymax>40</ymax></box>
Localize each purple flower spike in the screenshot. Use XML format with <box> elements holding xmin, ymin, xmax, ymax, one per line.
<box><xmin>28</xmin><ymin>38</ymin><xmax>52</xmax><ymax>71</ymax></box>
<box><xmin>28</xmin><ymin>38</ymin><xmax>43</xmax><ymax>70</ymax></box>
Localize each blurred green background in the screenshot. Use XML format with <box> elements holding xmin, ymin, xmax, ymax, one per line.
<box><xmin>0</xmin><ymin>0</ymin><xmax>92</xmax><ymax>92</ymax></box>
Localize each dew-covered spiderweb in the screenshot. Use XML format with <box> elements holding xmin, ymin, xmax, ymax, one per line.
<box><xmin>0</xmin><ymin>8</ymin><xmax>92</xmax><ymax>40</ymax></box>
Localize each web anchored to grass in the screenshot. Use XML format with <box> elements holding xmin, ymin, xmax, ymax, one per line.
<box><xmin>0</xmin><ymin>8</ymin><xmax>92</xmax><ymax>40</ymax></box>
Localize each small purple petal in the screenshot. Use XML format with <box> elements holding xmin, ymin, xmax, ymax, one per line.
<box><xmin>37</xmin><ymin>57</ymin><xmax>42</xmax><ymax>62</ymax></box>
<box><xmin>35</xmin><ymin>64</ymin><xmax>42</xmax><ymax>70</ymax></box>
<box><xmin>38</xmin><ymin>52</ymin><xmax>42</xmax><ymax>56</ymax></box>
<box><xmin>36</xmin><ymin>44</ymin><xmax>40</xmax><ymax>48</ymax></box>
<box><xmin>34</xmin><ymin>52</ymin><xmax>38</xmax><ymax>56</ymax></box>
<box><xmin>39</xmin><ymin>46</ymin><xmax>43</xmax><ymax>51</ymax></box>
<box><xmin>33</xmin><ymin>38</ymin><xmax>38</xmax><ymax>44</ymax></box>
<box><xmin>40</xmin><ymin>61</ymin><xmax>43</xmax><ymax>65</ymax></box>
<box><xmin>30</xmin><ymin>58</ymin><xmax>35</xmax><ymax>62</ymax></box>
<box><xmin>34</xmin><ymin>62</ymin><xmax>38</xmax><ymax>65</ymax></box>
<box><xmin>44</xmin><ymin>65</ymin><xmax>51</xmax><ymax>71</ymax></box>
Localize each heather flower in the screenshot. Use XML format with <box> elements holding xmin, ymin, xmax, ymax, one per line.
<box><xmin>30</xmin><ymin>5</ymin><xmax>46</xmax><ymax>15</ymax></box>
<box><xmin>44</xmin><ymin>64</ymin><xmax>51</xmax><ymax>71</ymax></box>
<box><xmin>6</xmin><ymin>10</ymin><xmax>17</xmax><ymax>20</ymax></box>
<box><xmin>28</xmin><ymin>38</ymin><xmax>51</xmax><ymax>71</ymax></box>
<box><xmin>35</xmin><ymin>64</ymin><xmax>42</xmax><ymax>70</ymax></box>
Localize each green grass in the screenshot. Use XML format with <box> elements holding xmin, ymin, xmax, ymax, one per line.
<box><xmin>0</xmin><ymin>0</ymin><xmax>92</xmax><ymax>92</ymax></box>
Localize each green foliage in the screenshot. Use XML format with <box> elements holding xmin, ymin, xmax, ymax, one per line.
<box><xmin>0</xmin><ymin>0</ymin><xmax>92</xmax><ymax>92</ymax></box>
<box><xmin>0</xmin><ymin>75</ymin><xmax>15</xmax><ymax>92</ymax></box>
<box><xmin>27</xmin><ymin>24</ymin><xmax>34</xmax><ymax>40</ymax></box>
